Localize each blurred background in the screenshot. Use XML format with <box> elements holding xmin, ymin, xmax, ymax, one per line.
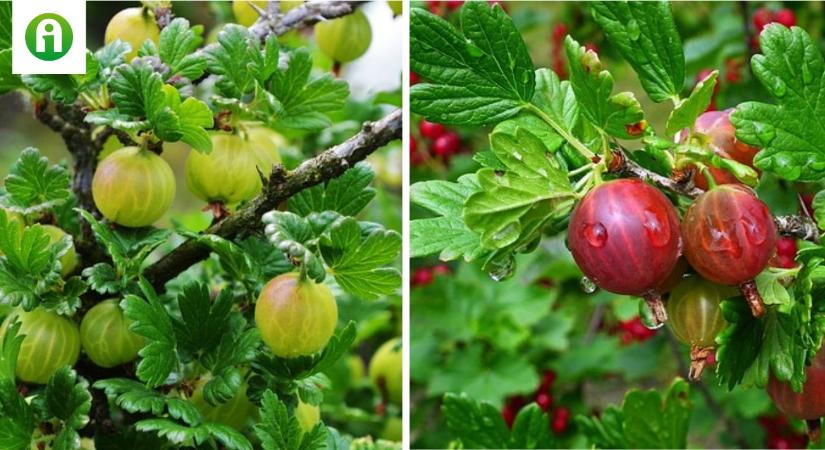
<box><xmin>410</xmin><ymin>1</ymin><xmax>822</xmax><ymax>449</ymax></box>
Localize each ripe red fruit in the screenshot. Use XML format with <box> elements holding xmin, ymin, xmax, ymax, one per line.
<box><xmin>753</xmin><ymin>8</ymin><xmax>774</xmax><ymax>31</ymax></box>
<box><xmin>540</xmin><ymin>370</ymin><xmax>556</xmax><ymax>390</ymax></box>
<box><xmin>551</xmin><ymin>407</ymin><xmax>570</xmax><ymax>434</ymax></box>
<box><xmin>552</xmin><ymin>24</ymin><xmax>567</xmax><ymax>43</ymax></box>
<box><xmin>418</xmin><ymin>120</ymin><xmax>446</xmax><ymax>140</ymax></box>
<box><xmin>432</xmin><ymin>132</ymin><xmax>461</xmax><ymax>156</ymax></box>
<box><xmin>428</xmin><ymin>1</ymin><xmax>442</xmax><ymax>15</ymax></box>
<box><xmin>568</xmin><ymin>179</ymin><xmax>682</xmax><ymax>324</ymax></box>
<box><xmin>768</xmin><ymin>348</ymin><xmax>825</xmax><ymax>439</ymax></box>
<box><xmin>688</xmin><ymin>109</ymin><xmax>760</xmax><ymax>190</ymax></box>
<box><xmin>502</xmin><ymin>405</ymin><xmax>516</xmax><ymax>428</ymax></box>
<box><xmin>800</xmin><ymin>193</ymin><xmax>814</xmax><ymax>217</ymax></box>
<box><xmin>445</xmin><ymin>0</ymin><xmax>463</xmax><ymax>10</ymax></box>
<box><xmin>682</xmin><ymin>185</ymin><xmax>777</xmax><ymax>316</ymax></box>
<box><xmin>432</xmin><ymin>264</ymin><xmax>450</xmax><ymax>275</ymax></box>
<box><xmin>536</xmin><ymin>392</ymin><xmax>552</xmax><ymax>412</ymax></box>
<box><xmin>410</xmin><ymin>71</ymin><xmax>420</xmax><ymax>85</ymax></box>
<box><xmin>412</xmin><ymin>267</ymin><xmax>433</xmax><ymax>287</ymax></box>
<box><xmin>584</xmin><ymin>42</ymin><xmax>599</xmax><ymax>54</ymax></box>
<box><xmin>774</xmin><ymin>8</ymin><xmax>796</xmax><ymax>27</ymax></box>
<box><xmin>776</xmin><ymin>236</ymin><xmax>797</xmax><ymax>257</ymax></box>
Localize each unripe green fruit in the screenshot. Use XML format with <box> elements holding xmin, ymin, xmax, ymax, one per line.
<box><xmin>80</xmin><ymin>299</ymin><xmax>144</xmax><ymax>368</ymax></box>
<box><xmin>92</xmin><ymin>147</ymin><xmax>176</xmax><ymax>228</ymax></box>
<box><xmin>98</xmin><ymin>134</ymin><xmax>123</xmax><ymax>161</ymax></box>
<box><xmin>41</xmin><ymin>225</ymin><xmax>78</xmax><ymax>277</ymax></box>
<box><xmin>295</xmin><ymin>400</ymin><xmax>320</xmax><ymax>434</ymax></box>
<box><xmin>666</xmin><ymin>277</ymin><xmax>734</xmax><ymax>347</ymax></box>
<box><xmin>369</xmin><ymin>338</ymin><xmax>402</xmax><ymax>405</ymax></box>
<box><xmin>185</xmin><ymin>128</ymin><xmax>282</xmax><ymax>205</ymax></box>
<box><xmin>1</xmin><ymin>308</ymin><xmax>80</xmax><ymax>384</ymax></box>
<box><xmin>233</xmin><ymin>0</ymin><xmax>303</xmax><ymax>27</ymax></box>
<box><xmin>349</xmin><ymin>355</ymin><xmax>365</xmax><ymax>381</ymax></box>
<box><xmin>315</xmin><ymin>10</ymin><xmax>372</xmax><ymax>63</ymax></box>
<box><xmin>104</xmin><ymin>8</ymin><xmax>160</xmax><ymax>61</ymax></box>
<box><xmin>191</xmin><ymin>378</ymin><xmax>257</xmax><ymax>430</ymax></box>
<box><xmin>2</xmin><ymin>208</ymin><xmax>24</xmax><ymax>230</ymax></box>
<box><xmin>388</xmin><ymin>1</ymin><xmax>402</xmax><ymax>15</ymax></box>
<box><xmin>255</xmin><ymin>273</ymin><xmax>338</xmax><ymax>358</ymax></box>
<box><xmin>381</xmin><ymin>417</ymin><xmax>402</xmax><ymax>442</ymax></box>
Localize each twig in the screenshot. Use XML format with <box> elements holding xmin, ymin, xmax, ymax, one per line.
<box><xmin>775</xmin><ymin>214</ymin><xmax>820</xmax><ymax>243</ymax></box>
<box><xmin>583</xmin><ymin>304</ymin><xmax>605</xmax><ymax>344</ymax></box>
<box><xmin>606</xmin><ymin>149</ymin><xmax>705</xmax><ymax>198</ymax></box>
<box><xmin>144</xmin><ymin>109</ymin><xmax>402</xmax><ymax>289</ymax></box>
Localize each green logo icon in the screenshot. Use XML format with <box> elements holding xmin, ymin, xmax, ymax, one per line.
<box><xmin>25</xmin><ymin>13</ymin><xmax>73</xmax><ymax>61</ymax></box>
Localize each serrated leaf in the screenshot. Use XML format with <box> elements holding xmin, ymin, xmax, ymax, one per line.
<box><xmin>731</xmin><ymin>25</ymin><xmax>825</xmax><ymax>182</ymax></box>
<box><xmin>667</xmin><ymin>70</ymin><xmax>718</xmax><ymax>136</ymax></box>
<box><xmin>590</xmin><ymin>1</ymin><xmax>684</xmax><ymax>103</ymax></box>
<box><xmin>622</xmin><ymin>379</ymin><xmax>692</xmax><ymax>449</ymax></box>
<box><xmin>173</xmin><ymin>283</ymin><xmax>232</xmax><ymax>355</ymax></box>
<box><xmin>290</xmin><ymin>163</ymin><xmax>375</xmax><ymax>217</ymax></box>
<box><xmin>93</xmin><ymin>378</ymin><xmax>168</xmax><ymax>415</ymax></box>
<box><xmin>409</xmin><ymin>3</ymin><xmax>534</xmax><ymax>125</ymax></box>
<box><xmin>45</xmin><ymin>367</ymin><xmax>91</xmax><ymax>430</ymax></box>
<box><xmin>755</xmin><ymin>269</ymin><xmax>792</xmax><ymax>306</ymax></box>
<box><xmin>1</xmin><ymin>148</ymin><xmax>71</xmax><ymax>214</ymax></box>
<box><xmin>441</xmin><ymin>393</ymin><xmax>510</xmax><ymax>449</ymax></box>
<box><xmin>122</xmin><ymin>279</ymin><xmax>179</xmax><ymax>387</ymax></box>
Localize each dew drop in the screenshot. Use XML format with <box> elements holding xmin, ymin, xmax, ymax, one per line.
<box><xmin>582</xmin><ymin>222</ymin><xmax>608</xmax><ymax>248</ymax></box>
<box><xmin>754</xmin><ymin>122</ymin><xmax>776</xmax><ymax>147</ymax></box>
<box><xmin>770</xmin><ymin>78</ymin><xmax>787</xmax><ymax>98</ymax></box>
<box><xmin>638</xmin><ymin>301</ymin><xmax>665</xmax><ymax>330</ymax></box>
<box><xmin>466</xmin><ymin>42</ymin><xmax>483</xmax><ymax>58</ymax></box>
<box><xmin>642</xmin><ymin>209</ymin><xmax>670</xmax><ymax>248</ymax></box>
<box><xmin>626</xmin><ymin>20</ymin><xmax>640</xmax><ymax>40</ymax></box>
<box><xmin>705</xmin><ymin>223</ymin><xmax>743</xmax><ymax>258</ymax></box>
<box><xmin>487</xmin><ymin>254</ymin><xmax>515</xmax><ymax>282</ymax></box>
<box><xmin>739</xmin><ymin>211</ymin><xmax>768</xmax><ymax>245</ymax></box>
<box><xmin>580</xmin><ymin>276</ymin><xmax>598</xmax><ymax>293</ymax></box>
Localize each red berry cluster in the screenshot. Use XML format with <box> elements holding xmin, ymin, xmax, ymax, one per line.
<box><xmin>695</xmin><ymin>59</ymin><xmax>744</xmax><ymax>112</ymax></box>
<box><xmin>550</xmin><ymin>24</ymin><xmax>568</xmax><ymax>79</ymax></box>
<box><xmin>426</xmin><ymin>0</ymin><xmax>463</xmax><ymax>15</ymax></box>
<box><xmin>501</xmin><ymin>370</ymin><xmax>571</xmax><ymax>434</ymax></box>
<box><xmin>612</xmin><ymin>316</ymin><xmax>657</xmax><ymax>345</ymax></box>
<box><xmin>411</xmin><ymin>119</ymin><xmax>463</xmax><ymax>166</ymax></box>
<box><xmin>751</xmin><ymin>7</ymin><xmax>796</xmax><ymax>50</ymax></box>
<box><xmin>769</xmin><ymin>236</ymin><xmax>798</xmax><ymax>269</ymax></box>
<box><xmin>411</xmin><ymin>264</ymin><xmax>450</xmax><ymax>288</ymax></box>
<box><xmin>758</xmin><ymin>415</ymin><xmax>807</xmax><ymax>449</ymax></box>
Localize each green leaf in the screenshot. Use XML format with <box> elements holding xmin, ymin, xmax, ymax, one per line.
<box><xmin>813</xmin><ymin>190</ymin><xmax>825</xmax><ymax>229</ymax></box>
<box><xmin>0</xmin><ymin>222</ymin><xmax>63</xmax><ymax>311</ymax></box>
<box><xmin>193</xmin><ymin>234</ymin><xmax>257</xmax><ymax>282</ymax></box>
<box><xmin>94</xmin><ymin>378</ymin><xmax>168</xmax><ymax>415</ymax></box>
<box><xmin>45</xmin><ymin>367</ymin><xmax>91</xmax><ymax>431</ymax></box>
<box><xmin>0</xmin><ymin>379</ymin><xmax>34</xmax><ymax>450</ymax></box>
<box><xmin>409</xmin><ymin>3</ymin><xmax>534</xmax><ymax>125</ymax></box>
<box><xmin>0</xmin><ymin>318</ymin><xmax>23</xmax><ymax>381</ymax></box>
<box><xmin>590</xmin><ymin>1</ymin><xmax>685</xmax><ymax>103</ymax></box>
<box><xmin>158</xmin><ymin>18</ymin><xmax>207</xmax><ymax>80</ymax></box>
<box><xmin>255</xmin><ymin>390</ymin><xmax>327</xmax><ymax>450</ymax></box>
<box><xmin>731</xmin><ymin>25</ymin><xmax>825</xmax><ymax>182</ymax></box>
<box><xmin>174</xmin><ymin>283</ymin><xmax>233</xmax><ymax>355</ymax></box>
<box><xmin>0</xmin><ymin>3</ymin><xmax>10</xmax><ymax>49</ymax></box>
<box><xmin>261</xmin><ymin>211</ymin><xmax>326</xmax><ymax>283</ymax></box>
<box><xmin>0</xmin><ymin>50</ymin><xmax>22</xmax><ymax>95</ymax></box>
<box><xmin>667</xmin><ymin>70</ymin><xmax>718</xmax><ymax>136</ymax></box>
<box><xmin>122</xmin><ymin>279</ymin><xmax>179</xmax><ymax>387</ymax></box>
<box><xmin>410</xmin><ymin>178</ymin><xmax>484</xmax><ymax>261</ymax></box>
<box><xmin>755</xmin><ymin>269</ymin><xmax>792</xmax><ymax>306</ymax></box>
<box><xmin>576</xmin><ymin>405</ymin><xmax>627</xmax><ymax>449</ymax></box>
<box><xmin>564</xmin><ymin>37</ymin><xmax>646</xmax><ymax>140</ymax></box>
<box><xmin>622</xmin><ymin>379</ymin><xmax>692</xmax><ymax>449</ymax></box>
<box><xmin>206</xmin><ymin>25</ymin><xmax>257</xmax><ymax>98</ymax></box>
<box><xmin>464</xmin><ymin>128</ymin><xmax>575</xmax><ymax>249</ymax></box>
<box><xmin>136</xmin><ymin>418</ymin><xmax>253</xmax><ymax>450</ymax></box>
<box><xmin>201</xmin><ymin>328</ymin><xmax>258</xmax><ymax>405</ymax></box>
<box><xmin>290</xmin><ymin>163</ymin><xmax>375</xmax><ymax>217</ymax></box>
<box><xmin>509</xmin><ymin>404</ymin><xmax>554</xmax><ymax>449</ymax></box>
<box><xmin>254</xmin><ymin>322</ymin><xmax>356</xmax><ymax>381</ymax></box>
<box><xmin>0</xmin><ymin>148</ymin><xmax>71</xmax><ymax>214</ymax></box>
<box><xmin>22</xmin><ymin>74</ymin><xmax>79</xmax><ymax>104</ymax></box>
<box><xmin>440</xmin><ymin>393</ymin><xmax>510</xmax><ymax>449</ymax></box>
<box><xmin>320</xmin><ymin>217</ymin><xmax>401</xmax><ymax>300</ymax></box>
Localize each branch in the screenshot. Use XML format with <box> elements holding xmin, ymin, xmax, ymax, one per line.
<box><xmin>143</xmin><ymin>109</ymin><xmax>402</xmax><ymax>289</ymax></box>
<box><xmin>775</xmin><ymin>214</ymin><xmax>820</xmax><ymax>243</ymax></box>
<box><xmin>606</xmin><ymin>149</ymin><xmax>705</xmax><ymax>198</ymax></box>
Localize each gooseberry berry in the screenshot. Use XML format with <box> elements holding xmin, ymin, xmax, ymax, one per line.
<box><xmin>190</xmin><ymin>378</ymin><xmax>257</xmax><ymax>430</ymax></box>
<box><xmin>681</xmin><ymin>184</ymin><xmax>777</xmax><ymax>315</ymax></box>
<box><xmin>232</xmin><ymin>0</ymin><xmax>303</xmax><ymax>27</ymax></box>
<box><xmin>369</xmin><ymin>338</ymin><xmax>402</xmax><ymax>405</ymax></box>
<box><xmin>388</xmin><ymin>0</ymin><xmax>402</xmax><ymax>15</ymax></box>
<box><xmin>382</xmin><ymin>416</ymin><xmax>402</xmax><ymax>442</ymax></box>
<box><xmin>315</xmin><ymin>10</ymin><xmax>372</xmax><ymax>63</ymax></box>
<box><xmin>92</xmin><ymin>147</ymin><xmax>176</xmax><ymax>228</ymax></box>
<box><xmin>104</xmin><ymin>8</ymin><xmax>160</xmax><ymax>61</ymax></box>
<box><xmin>667</xmin><ymin>276</ymin><xmax>734</xmax><ymax>379</ymax></box>
<box><xmin>255</xmin><ymin>273</ymin><xmax>338</xmax><ymax>358</ymax></box>
<box><xmin>418</xmin><ymin>120</ymin><xmax>446</xmax><ymax>140</ymax></box>
<box><xmin>349</xmin><ymin>355</ymin><xmax>365</xmax><ymax>382</ymax></box>
<box><xmin>41</xmin><ymin>225</ymin><xmax>78</xmax><ymax>277</ymax></box>
<box><xmin>186</xmin><ymin>127</ymin><xmax>283</xmax><ymax>206</ymax></box>
<box><xmin>688</xmin><ymin>109</ymin><xmax>760</xmax><ymax>190</ymax></box>
<box><xmin>567</xmin><ymin>179</ymin><xmax>682</xmax><ymax>324</ymax></box>
<box><xmin>295</xmin><ymin>400</ymin><xmax>321</xmax><ymax>434</ymax></box>
<box><xmin>1</xmin><ymin>308</ymin><xmax>80</xmax><ymax>384</ymax></box>
<box><xmin>80</xmin><ymin>299</ymin><xmax>144</xmax><ymax>368</ymax></box>
<box><xmin>768</xmin><ymin>347</ymin><xmax>825</xmax><ymax>439</ymax></box>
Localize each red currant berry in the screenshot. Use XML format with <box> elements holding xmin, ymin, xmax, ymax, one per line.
<box><xmin>552</xmin><ymin>24</ymin><xmax>567</xmax><ymax>43</ymax></box>
<box><xmin>682</xmin><ymin>185</ymin><xmax>777</xmax><ymax>286</ymax></box>
<box><xmin>568</xmin><ymin>179</ymin><xmax>681</xmax><ymax>322</ymax></box>
<box><xmin>753</xmin><ymin>8</ymin><xmax>774</xmax><ymax>31</ymax></box>
<box><xmin>584</xmin><ymin>42</ymin><xmax>599</xmax><ymax>54</ymax></box>
<box><xmin>540</xmin><ymin>370</ymin><xmax>556</xmax><ymax>389</ymax></box>
<box><xmin>410</xmin><ymin>71</ymin><xmax>420</xmax><ymax>85</ymax></box>
<box><xmin>536</xmin><ymin>392</ymin><xmax>552</xmax><ymax>412</ymax></box>
<box><xmin>412</xmin><ymin>267</ymin><xmax>433</xmax><ymax>287</ymax></box>
<box><xmin>724</xmin><ymin>59</ymin><xmax>743</xmax><ymax>84</ymax></box>
<box><xmin>445</xmin><ymin>0</ymin><xmax>463</xmax><ymax>11</ymax></box>
<box><xmin>418</xmin><ymin>120</ymin><xmax>446</xmax><ymax>140</ymax></box>
<box><xmin>432</xmin><ymin>264</ymin><xmax>450</xmax><ymax>275</ymax></box>
<box><xmin>432</xmin><ymin>132</ymin><xmax>461</xmax><ymax>156</ymax></box>
<box><xmin>502</xmin><ymin>405</ymin><xmax>516</xmax><ymax>428</ymax></box>
<box><xmin>774</xmin><ymin>8</ymin><xmax>796</xmax><ymax>27</ymax></box>
<box><xmin>768</xmin><ymin>347</ymin><xmax>825</xmax><ymax>421</ymax></box>
<box><xmin>551</xmin><ymin>407</ymin><xmax>570</xmax><ymax>434</ymax></box>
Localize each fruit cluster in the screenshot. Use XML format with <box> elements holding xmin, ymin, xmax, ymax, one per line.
<box><xmin>611</xmin><ymin>316</ymin><xmax>657</xmax><ymax>345</ymax></box>
<box><xmin>758</xmin><ymin>415</ymin><xmax>808</xmax><ymax>449</ymax></box>
<box><xmin>501</xmin><ymin>370</ymin><xmax>571</xmax><ymax>434</ymax></box>
<box><xmin>411</xmin><ymin>264</ymin><xmax>450</xmax><ymax>287</ymax></box>
<box><xmin>751</xmin><ymin>7</ymin><xmax>796</xmax><ymax>50</ymax></box>
<box><xmin>410</xmin><ymin>119</ymin><xmax>463</xmax><ymax>167</ymax></box>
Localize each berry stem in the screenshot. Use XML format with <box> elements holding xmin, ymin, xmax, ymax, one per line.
<box><xmin>739</xmin><ymin>279</ymin><xmax>765</xmax><ymax>317</ymax></box>
<box><xmin>688</xmin><ymin>345</ymin><xmax>714</xmax><ymax>381</ymax></box>
<box><xmin>642</xmin><ymin>291</ymin><xmax>668</xmax><ymax>326</ymax></box>
<box><xmin>807</xmin><ymin>419</ymin><xmax>822</xmax><ymax>443</ymax></box>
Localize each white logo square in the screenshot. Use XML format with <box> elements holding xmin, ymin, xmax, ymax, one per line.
<box><xmin>12</xmin><ymin>0</ymin><xmax>86</xmax><ymax>74</ymax></box>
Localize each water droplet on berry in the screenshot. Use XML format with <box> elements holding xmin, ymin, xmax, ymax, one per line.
<box><xmin>705</xmin><ymin>222</ymin><xmax>742</xmax><ymax>258</ymax></box>
<box><xmin>740</xmin><ymin>211</ymin><xmax>768</xmax><ymax>245</ymax></box>
<box><xmin>580</xmin><ymin>276</ymin><xmax>597</xmax><ymax>293</ymax></box>
<box><xmin>582</xmin><ymin>222</ymin><xmax>607</xmax><ymax>248</ymax></box>
<box><xmin>642</xmin><ymin>209</ymin><xmax>670</xmax><ymax>247</ymax></box>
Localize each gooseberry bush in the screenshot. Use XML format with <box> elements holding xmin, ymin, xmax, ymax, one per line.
<box><xmin>410</xmin><ymin>1</ymin><xmax>825</xmax><ymax>448</ymax></box>
<box><xmin>0</xmin><ymin>1</ymin><xmax>402</xmax><ymax>449</ymax></box>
